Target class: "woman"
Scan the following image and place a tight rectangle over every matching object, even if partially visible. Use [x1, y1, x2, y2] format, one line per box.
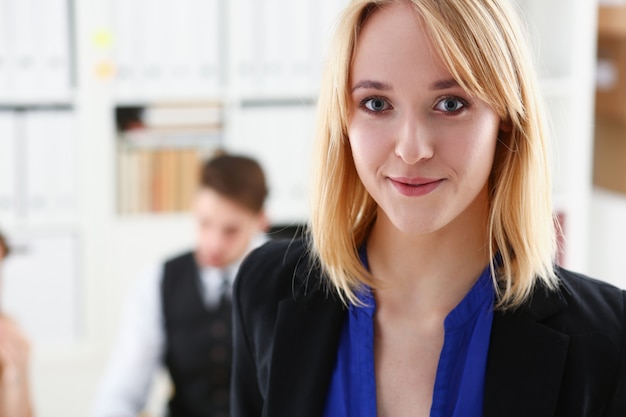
[0, 231, 34, 417]
[0, 315, 33, 417]
[231, 1, 626, 416]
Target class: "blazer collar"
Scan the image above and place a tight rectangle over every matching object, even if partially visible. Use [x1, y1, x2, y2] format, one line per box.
[265, 260, 346, 417]
[484, 277, 570, 417]
[265, 263, 573, 417]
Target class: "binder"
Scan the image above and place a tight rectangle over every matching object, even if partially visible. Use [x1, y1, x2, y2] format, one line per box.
[0, 0, 12, 95]
[23, 110, 77, 223]
[139, 0, 164, 92]
[226, 104, 316, 223]
[0, 112, 17, 224]
[113, 0, 140, 93]
[191, 0, 221, 90]
[1, 0, 70, 97]
[2, 232, 80, 346]
[260, 0, 286, 87]
[165, 0, 196, 93]
[286, 0, 315, 89]
[178, 149, 198, 212]
[113, 0, 224, 97]
[228, 0, 349, 93]
[319, 0, 350, 59]
[23, 110, 52, 221]
[116, 146, 128, 214]
[232, 0, 263, 89]
[137, 148, 153, 213]
[113, 0, 150, 96]
[10, 0, 39, 95]
[161, 149, 178, 212]
[142, 103, 222, 129]
[127, 149, 142, 214]
[39, 0, 71, 94]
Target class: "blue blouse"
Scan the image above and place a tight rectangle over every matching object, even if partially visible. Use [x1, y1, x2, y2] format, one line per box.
[322, 258, 495, 417]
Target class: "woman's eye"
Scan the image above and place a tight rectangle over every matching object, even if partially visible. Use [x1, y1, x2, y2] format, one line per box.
[363, 97, 390, 112]
[436, 97, 465, 112]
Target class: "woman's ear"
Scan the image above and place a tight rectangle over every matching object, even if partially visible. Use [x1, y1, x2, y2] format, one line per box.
[499, 119, 512, 133]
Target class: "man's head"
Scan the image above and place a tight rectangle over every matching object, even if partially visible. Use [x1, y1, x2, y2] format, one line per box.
[194, 153, 269, 268]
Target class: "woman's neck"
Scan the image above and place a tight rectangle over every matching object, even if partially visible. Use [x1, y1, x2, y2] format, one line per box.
[366, 210, 491, 319]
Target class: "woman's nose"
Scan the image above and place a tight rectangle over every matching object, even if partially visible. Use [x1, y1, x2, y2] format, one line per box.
[394, 115, 434, 164]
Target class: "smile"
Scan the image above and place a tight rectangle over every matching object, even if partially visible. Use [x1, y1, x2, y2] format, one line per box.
[388, 177, 443, 197]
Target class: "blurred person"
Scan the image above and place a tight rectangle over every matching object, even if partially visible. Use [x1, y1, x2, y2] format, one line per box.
[0, 230, 34, 417]
[92, 153, 269, 417]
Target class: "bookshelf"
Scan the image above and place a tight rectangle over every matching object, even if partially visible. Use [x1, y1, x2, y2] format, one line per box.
[0, 0, 599, 416]
[114, 104, 222, 214]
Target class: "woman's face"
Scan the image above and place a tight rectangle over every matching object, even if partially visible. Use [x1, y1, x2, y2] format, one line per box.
[348, 2, 502, 236]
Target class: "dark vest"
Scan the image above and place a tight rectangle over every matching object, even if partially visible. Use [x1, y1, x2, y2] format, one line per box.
[161, 251, 232, 417]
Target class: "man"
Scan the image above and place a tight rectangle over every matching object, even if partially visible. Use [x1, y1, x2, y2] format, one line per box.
[92, 153, 269, 417]
[0, 230, 34, 417]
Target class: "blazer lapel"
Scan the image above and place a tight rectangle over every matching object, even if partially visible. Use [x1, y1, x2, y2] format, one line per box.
[484, 284, 570, 417]
[265, 286, 346, 417]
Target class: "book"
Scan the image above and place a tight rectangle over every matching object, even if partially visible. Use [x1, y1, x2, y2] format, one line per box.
[0, 112, 17, 224]
[142, 103, 222, 129]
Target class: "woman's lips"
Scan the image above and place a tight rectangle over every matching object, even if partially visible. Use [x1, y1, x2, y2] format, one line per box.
[388, 177, 443, 197]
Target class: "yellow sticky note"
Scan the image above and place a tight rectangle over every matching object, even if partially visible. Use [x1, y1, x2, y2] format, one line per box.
[95, 60, 115, 79]
[93, 29, 113, 49]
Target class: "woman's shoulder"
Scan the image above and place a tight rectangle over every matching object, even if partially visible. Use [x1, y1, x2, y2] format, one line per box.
[556, 267, 625, 312]
[239, 237, 311, 281]
[548, 267, 625, 339]
[235, 237, 322, 302]
[242, 236, 309, 266]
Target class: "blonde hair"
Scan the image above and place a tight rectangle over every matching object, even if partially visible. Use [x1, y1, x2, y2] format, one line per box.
[309, 0, 558, 310]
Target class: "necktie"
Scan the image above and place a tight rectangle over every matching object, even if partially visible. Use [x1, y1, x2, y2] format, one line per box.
[219, 271, 230, 305]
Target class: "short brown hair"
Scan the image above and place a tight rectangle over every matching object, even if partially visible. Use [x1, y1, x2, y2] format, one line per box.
[200, 153, 268, 214]
[0, 230, 10, 259]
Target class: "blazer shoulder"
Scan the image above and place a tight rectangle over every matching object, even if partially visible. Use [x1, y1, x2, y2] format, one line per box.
[235, 237, 322, 304]
[556, 267, 625, 315]
[240, 237, 309, 272]
[550, 267, 626, 345]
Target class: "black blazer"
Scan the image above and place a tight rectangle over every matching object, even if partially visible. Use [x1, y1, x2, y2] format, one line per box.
[231, 238, 626, 417]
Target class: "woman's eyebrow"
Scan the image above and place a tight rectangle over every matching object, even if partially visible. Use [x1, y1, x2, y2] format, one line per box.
[351, 78, 459, 92]
[351, 79, 392, 92]
[430, 78, 459, 90]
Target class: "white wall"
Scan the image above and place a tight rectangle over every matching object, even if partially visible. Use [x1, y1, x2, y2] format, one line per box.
[589, 187, 626, 289]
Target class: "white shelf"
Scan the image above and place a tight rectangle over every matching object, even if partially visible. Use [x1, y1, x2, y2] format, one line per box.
[113, 211, 194, 226]
[113, 90, 226, 106]
[0, 91, 77, 107]
[0, 220, 82, 235]
[226, 90, 319, 105]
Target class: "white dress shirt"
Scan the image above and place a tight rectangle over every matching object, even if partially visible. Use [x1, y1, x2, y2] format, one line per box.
[90, 235, 267, 417]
